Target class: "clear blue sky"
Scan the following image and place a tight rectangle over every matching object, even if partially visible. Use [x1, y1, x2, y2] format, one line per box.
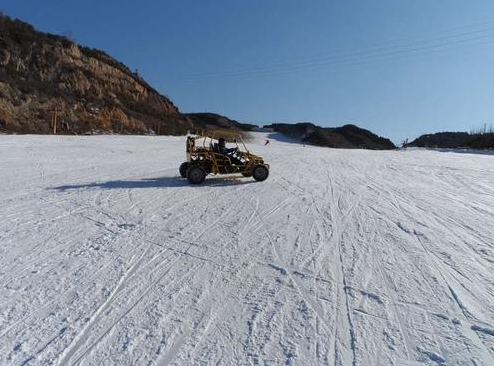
[2, 0, 494, 144]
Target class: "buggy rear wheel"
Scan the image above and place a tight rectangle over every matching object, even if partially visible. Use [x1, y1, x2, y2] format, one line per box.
[252, 164, 269, 181]
[187, 165, 206, 184]
[179, 162, 189, 178]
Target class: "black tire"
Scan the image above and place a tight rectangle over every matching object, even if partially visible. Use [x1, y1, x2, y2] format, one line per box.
[187, 165, 206, 184]
[179, 162, 189, 178]
[252, 164, 269, 181]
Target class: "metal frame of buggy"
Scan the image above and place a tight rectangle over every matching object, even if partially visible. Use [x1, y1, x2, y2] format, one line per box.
[179, 133, 270, 184]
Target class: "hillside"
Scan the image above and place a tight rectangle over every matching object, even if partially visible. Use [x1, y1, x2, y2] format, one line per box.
[407, 131, 494, 149]
[185, 112, 257, 131]
[266, 122, 397, 149]
[1, 133, 493, 365]
[0, 13, 195, 135]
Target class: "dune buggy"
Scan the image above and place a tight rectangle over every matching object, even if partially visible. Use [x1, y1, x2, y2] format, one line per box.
[179, 134, 270, 184]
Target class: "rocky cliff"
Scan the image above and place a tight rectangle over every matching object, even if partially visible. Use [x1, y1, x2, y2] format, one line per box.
[0, 13, 193, 134]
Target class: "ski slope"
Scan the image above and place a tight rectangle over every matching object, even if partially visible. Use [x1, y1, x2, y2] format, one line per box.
[1, 133, 494, 366]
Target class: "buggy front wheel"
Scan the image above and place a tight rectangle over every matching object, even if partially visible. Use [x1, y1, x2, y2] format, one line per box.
[252, 164, 269, 181]
[187, 165, 206, 184]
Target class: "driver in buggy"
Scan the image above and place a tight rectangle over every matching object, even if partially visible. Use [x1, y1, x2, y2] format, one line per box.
[217, 137, 238, 155]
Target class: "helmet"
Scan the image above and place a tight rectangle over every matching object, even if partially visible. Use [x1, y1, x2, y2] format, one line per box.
[218, 138, 226, 144]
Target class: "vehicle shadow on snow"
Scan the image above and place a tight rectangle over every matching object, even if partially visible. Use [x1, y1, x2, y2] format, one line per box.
[52, 176, 257, 191]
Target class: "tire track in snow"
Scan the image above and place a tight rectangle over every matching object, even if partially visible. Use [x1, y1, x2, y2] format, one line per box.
[270, 163, 360, 364]
[413, 233, 494, 365]
[61, 182, 258, 365]
[374, 176, 494, 365]
[373, 233, 413, 360]
[57, 240, 201, 366]
[69, 259, 204, 366]
[316, 159, 381, 365]
[327, 177, 359, 366]
[154, 196, 263, 365]
[0, 217, 140, 340]
[253, 198, 338, 365]
[57, 242, 157, 365]
[368, 178, 435, 362]
[39, 181, 198, 363]
[2, 177, 198, 339]
[178, 187, 305, 363]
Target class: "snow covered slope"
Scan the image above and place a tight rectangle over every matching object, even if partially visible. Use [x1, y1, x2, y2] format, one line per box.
[1, 133, 494, 366]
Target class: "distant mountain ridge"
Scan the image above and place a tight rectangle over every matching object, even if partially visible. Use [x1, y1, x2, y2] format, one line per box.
[265, 123, 396, 150]
[406, 131, 494, 149]
[185, 113, 257, 132]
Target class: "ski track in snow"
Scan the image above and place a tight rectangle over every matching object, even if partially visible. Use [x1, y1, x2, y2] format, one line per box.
[1, 133, 494, 366]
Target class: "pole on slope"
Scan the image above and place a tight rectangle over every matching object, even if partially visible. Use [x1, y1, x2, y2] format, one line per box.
[52, 107, 58, 134]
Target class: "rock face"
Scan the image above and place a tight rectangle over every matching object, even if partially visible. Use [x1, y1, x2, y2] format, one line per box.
[0, 14, 193, 134]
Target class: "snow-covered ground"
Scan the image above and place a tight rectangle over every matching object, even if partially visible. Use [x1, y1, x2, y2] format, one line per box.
[1, 132, 494, 366]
